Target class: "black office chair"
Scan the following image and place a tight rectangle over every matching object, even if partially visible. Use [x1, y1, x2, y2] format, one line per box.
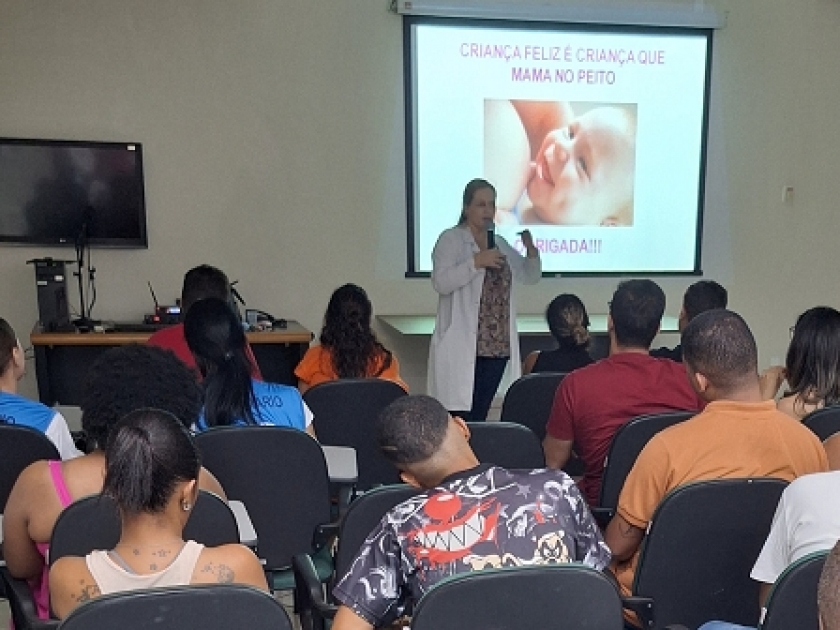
[194, 426, 333, 592]
[499, 372, 566, 442]
[467, 421, 545, 469]
[803, 406, 840, 442]
[294, 484, 421, 630]
[592, 410, 694, 526]
[304, 379, 407, 490]
[0, 424, 60, 602]
[410, 564, 624, 630]
[49, 491, 239, 564]
[759, 550, 827, 630]
[56, 584, 292, 630]
[624, 477, 788, 629]
[0, 424, 60, 510]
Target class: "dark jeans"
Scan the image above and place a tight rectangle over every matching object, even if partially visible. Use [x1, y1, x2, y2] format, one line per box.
[452, 356, 508, 422]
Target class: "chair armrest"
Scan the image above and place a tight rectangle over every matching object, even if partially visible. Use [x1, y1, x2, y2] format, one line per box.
[622, 595, 654, 629]
[591, 506, 615, 529]
[313, 522, 340, 550]
[293, 553, 337, 630]
[0, 567, 60, 630]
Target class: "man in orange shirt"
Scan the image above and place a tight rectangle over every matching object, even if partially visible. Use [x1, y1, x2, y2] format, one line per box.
[605, 309, 828, 614]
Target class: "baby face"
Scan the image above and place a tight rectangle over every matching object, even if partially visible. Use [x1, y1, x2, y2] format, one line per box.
[527, 107, 636, 226]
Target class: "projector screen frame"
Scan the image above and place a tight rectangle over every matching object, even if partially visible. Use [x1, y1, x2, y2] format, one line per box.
[403, 15, 714, 278]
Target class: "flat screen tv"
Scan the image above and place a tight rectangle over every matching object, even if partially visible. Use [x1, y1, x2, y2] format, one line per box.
[0, 138, 147, 247]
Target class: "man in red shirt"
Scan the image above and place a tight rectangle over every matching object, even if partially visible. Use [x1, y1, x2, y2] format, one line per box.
[147, 265, 262, 379]
[543, 279, 703, 506]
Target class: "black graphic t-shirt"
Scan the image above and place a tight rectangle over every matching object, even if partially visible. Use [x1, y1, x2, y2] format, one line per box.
[332, 465, 611, 626]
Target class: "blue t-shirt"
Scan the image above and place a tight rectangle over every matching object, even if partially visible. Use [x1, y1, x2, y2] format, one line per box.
[195, 379, 307, 432]
[0, 391, 57, 432]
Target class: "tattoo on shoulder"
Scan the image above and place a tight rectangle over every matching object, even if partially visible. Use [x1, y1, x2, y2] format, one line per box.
[199, 562, 236, 584]
[74, 579, 101, 604]
[620, 522, 639, 537]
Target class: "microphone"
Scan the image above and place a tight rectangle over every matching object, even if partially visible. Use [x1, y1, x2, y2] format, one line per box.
[485, 220, 495, 249]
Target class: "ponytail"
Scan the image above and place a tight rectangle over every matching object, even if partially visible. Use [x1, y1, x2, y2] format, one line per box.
[102, 408, 200, 515]
[185, 297, 259, 427]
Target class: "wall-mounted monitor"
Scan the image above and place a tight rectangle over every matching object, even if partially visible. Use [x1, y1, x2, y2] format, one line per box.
[0, 138, 147, 247]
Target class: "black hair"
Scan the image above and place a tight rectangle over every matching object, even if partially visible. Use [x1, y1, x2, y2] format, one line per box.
[0, 318, 17, 376]
[683, 280, 728, 322]
[682, 309, 757, 389]
[319, 284, 393, 379]
[180, 265, 230, 316]
[102, 408, 200, 515]
[376, 395, 450, 465]
[457, 178, 496, 225]
[785, 306, 840, 407]
[609, 280, 665, 349]
[546, 294, 590, 349]
[81, 345, 202, 451]
[184, 297, 258, 427]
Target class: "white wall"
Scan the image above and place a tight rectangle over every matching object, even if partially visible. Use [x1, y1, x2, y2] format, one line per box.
[1, 0, 838, 398]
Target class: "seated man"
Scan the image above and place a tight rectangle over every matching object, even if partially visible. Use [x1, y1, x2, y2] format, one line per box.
[650, 279, 728, 362]
[147, 264, 261, 378]
[543, 279, 704, 506]
[605, 309, 828, 623]
[332, 395, 610, 630]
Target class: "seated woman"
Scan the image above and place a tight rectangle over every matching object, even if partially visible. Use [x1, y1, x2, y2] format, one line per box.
[185, 297, 315, 434]
[760, 306, 840, 420]
[49, 408, 267, 618]
[2, 345, 225, 621]
[523, 294, 594, 375]
[295, 284, 408, 394]
[0, 317, 79, 459]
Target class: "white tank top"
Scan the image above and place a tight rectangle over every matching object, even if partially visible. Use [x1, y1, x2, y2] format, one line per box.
[85, 540, 205, 594]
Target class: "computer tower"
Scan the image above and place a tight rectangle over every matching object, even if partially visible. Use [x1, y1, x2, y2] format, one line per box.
[31, 259, 71, 332]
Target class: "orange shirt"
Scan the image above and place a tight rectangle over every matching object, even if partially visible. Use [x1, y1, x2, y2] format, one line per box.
[294, 344, 408, 392]
[613, 399, 828, 598]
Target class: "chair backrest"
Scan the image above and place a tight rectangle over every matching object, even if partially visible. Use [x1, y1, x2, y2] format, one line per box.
[0, 424, 60, 510]
[194, 426, 331, 570]
[803, 406, 840, 442]
[50, 491, 239, 565]
[499, 372, 566, 441]
[467, 422, 545, 469]
[304, 379, 407, 490]
[334, 485, 421, 579]
[56, 584, 292, 630]
[598, 411, 695, 509]
[410, 564, 624, 630]
[633, 478, 788, 629]
[759, 551, 828, 630]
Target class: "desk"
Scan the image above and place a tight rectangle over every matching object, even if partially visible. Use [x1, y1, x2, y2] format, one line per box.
[322, 445, 358, 484]
[31, 323, 313, 406]
[379, 314, 680, 360]
[228, 500, 258, 548]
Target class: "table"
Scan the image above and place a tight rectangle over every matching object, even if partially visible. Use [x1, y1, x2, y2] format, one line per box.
[322, 445, 358, 484]
[228, 500, 257, 548]
[379, 314, 680, 360]
[30, 322, 314, 405]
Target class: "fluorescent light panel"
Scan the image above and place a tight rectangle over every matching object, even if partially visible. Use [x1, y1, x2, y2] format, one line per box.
[395, 0, 724, 29]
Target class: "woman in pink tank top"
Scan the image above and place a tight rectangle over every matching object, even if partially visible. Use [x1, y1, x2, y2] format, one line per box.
[2, 345, 227, 621]
[49, 409, 267, 619]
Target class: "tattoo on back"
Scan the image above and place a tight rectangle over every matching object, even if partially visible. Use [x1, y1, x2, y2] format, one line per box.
[75, 579, 101, 604]
[199, 562, 236, 584]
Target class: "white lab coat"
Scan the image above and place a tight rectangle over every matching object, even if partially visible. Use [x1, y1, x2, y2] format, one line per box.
[428, 226, 541, 411]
